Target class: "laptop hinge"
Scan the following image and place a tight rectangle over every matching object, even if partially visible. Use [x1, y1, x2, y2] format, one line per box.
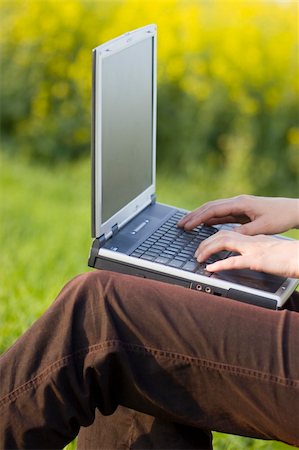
[151, 193, 156, 204]
[112, 223, 119, 236]
[88, 233, 106, 267]
[99, 233, 106, 246]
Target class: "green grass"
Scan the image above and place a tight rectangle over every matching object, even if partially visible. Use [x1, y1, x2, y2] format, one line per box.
[0, 154, 297, 450]
[0, 155, 92, 351]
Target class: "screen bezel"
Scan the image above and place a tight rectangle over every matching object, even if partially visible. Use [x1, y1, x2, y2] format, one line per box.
[91, 25, 157, 239]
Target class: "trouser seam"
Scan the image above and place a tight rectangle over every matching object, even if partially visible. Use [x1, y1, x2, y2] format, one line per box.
[1, 339, 297, 409]
[119, 342, 299, 388]
[127, 410, 138, 449]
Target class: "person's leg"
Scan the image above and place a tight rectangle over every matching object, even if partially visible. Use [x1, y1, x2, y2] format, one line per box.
[283, 291, 299, 312]
[77, 406, 213, 449]
[77, 289, 299, 450]
[1, 271, 299, 449]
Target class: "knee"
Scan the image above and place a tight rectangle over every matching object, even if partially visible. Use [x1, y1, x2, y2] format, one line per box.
[71, 270, 116, 294]
[63, 270, 119, 312]
[72, 270, 109, 287]
[53, 271, 120, 344]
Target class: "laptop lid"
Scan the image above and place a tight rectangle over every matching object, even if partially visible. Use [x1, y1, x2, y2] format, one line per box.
[91, 24, 157, 239]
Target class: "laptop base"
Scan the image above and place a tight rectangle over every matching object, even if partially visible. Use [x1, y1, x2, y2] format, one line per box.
[89, 244, 279, 310]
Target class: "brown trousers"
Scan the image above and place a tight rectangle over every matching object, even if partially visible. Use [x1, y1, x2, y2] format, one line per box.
[0, 271, 299, 449]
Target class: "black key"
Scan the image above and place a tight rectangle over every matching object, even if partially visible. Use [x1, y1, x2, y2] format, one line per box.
[162, 250, 177, 256]
[131, 248, 143, 254]
[206, 251, 230, 264]
[201, 227, 218, 236]
[141, 254, 156, 261]
[206, 256, 218, 264]
[191, 235, 203, 241]
[143, 250, 161, 257]
[151, 244, 167, 252]
[174, 255, 189, 262]
[159, 236, 174, 242]
[187, 230, 199, 235]
[166, 230, 180, 239]
[168, 259, 184, 268]
[145, 238, 157, 244]
[155, 256, 170, 264]
[176, 236, 192, 243]
[178, 254, 193, 261]
[130, 252, 142, 258]
[169, 228, 179, 233]
[182, 261, 198, 272]
[169, 243, 183, 250]
[198, 232, 212, 240]
[158, 238, 173, 245]
[138, 244, 150, 251]
[179, 249, 194, 256]
[159, 253, 174, 260]
[151, 233, 162, 240]
[195, 266, 212, 276]
[151, 240, 166, 247]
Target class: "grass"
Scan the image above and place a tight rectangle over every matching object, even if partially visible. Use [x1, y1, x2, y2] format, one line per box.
[0, 153, 297, 450]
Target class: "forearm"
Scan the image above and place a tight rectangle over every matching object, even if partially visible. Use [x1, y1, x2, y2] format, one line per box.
[282, 198, 299, 230]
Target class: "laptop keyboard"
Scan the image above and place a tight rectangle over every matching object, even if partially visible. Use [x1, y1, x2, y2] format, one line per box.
[130, 211, 230, 276]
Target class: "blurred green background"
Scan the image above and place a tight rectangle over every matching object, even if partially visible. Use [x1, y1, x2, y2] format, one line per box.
[0, 0, 298, 449]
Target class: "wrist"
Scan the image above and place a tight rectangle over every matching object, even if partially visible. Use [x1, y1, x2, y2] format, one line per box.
[289, 241, 299, 278]
[290, 198, 299, 229]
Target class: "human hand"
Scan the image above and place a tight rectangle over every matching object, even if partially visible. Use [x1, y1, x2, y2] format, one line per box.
[178, 195, 299, 235]
[195, 231, 299, 278]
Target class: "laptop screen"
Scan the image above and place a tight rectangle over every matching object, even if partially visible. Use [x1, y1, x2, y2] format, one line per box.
[101, 38, 154, 223]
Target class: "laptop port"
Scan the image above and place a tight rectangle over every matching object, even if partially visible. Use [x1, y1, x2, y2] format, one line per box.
[196, 284, 203, 291]
[213, 291, 222, 296]
[205, 286, 212, 294]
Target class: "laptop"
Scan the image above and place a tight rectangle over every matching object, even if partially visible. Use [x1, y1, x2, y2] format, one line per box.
[88, 24, 298, 310]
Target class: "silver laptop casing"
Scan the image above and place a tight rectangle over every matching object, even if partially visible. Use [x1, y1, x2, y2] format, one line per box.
[92, 25, 157, 240]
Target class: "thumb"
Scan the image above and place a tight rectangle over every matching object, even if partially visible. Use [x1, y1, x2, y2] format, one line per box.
[234, 218, 265, 235]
